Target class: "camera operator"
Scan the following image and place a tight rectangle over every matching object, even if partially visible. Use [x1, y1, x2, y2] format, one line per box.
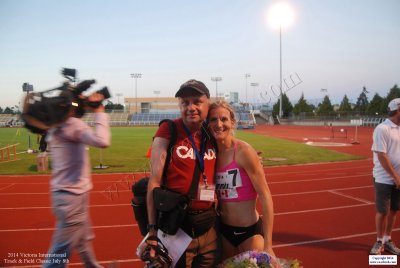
[43, 92, 110, 268]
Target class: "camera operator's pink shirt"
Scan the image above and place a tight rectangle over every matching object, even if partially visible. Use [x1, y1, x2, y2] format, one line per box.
[47, 113, 110, 194]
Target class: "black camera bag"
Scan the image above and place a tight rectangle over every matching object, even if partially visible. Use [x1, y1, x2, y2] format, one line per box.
[132, 176, 151, 236]
[153, 187, 189, 235]
[182, 208, 217, 238]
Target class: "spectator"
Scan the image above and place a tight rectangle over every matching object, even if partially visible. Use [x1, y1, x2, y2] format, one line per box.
[39, 132, 48, 152]
[370, 98, 400, 255]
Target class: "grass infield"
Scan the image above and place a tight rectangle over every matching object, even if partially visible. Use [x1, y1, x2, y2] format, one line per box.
[0, 126, 362, 175]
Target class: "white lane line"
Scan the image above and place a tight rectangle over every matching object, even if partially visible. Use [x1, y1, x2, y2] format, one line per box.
[275, 203, 373, 216]
[273, 228, 400, 248]
[0, 224, 138, 232]
[0, 203, 130, 210]
[329, 190, 373, 204]
[273, 185, 372, 197]
[266, 160, 371, 173]
[14, 228, 391, 267]
[0, 180, 135, 185]
[0, 204, 374, 232]
[0, 172, 141, 178]
[269, 173, 370, 185]
[0, 183, 15, 191]
[0, 185, 373, 210]
[0, 173, 371, 196]
[0, 163, 371, 186]
[0, 190, 132, 195]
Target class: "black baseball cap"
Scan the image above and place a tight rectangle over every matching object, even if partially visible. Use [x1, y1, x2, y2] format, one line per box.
[175, 79, 210, 98]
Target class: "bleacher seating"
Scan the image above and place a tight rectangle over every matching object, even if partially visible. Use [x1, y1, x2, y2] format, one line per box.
[0, 114, 23, 127]
[73, 113, 386, 129]
[129, 111, 255, 128]
[129, 113, 180, 126]
[361, 117, 385, 127]
[0, 114, 12, 127]
[0, 111, 256, 128]
[109, 113, 129, 126]
[235, 111, 256, 129]
[81, 112, 130, 126]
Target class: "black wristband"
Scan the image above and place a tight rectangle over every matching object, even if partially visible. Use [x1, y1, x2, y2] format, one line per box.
[146, 235, 158, 242]
[147, 223, 157, 232]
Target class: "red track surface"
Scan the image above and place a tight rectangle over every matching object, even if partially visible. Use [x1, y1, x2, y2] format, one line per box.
[1, 125, 398, 267]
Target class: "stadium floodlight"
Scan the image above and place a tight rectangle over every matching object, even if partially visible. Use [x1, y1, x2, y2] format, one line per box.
[211, 77, 222, 99]
[116, 93, 123, 105]
[267, 2, 295, 30]
[250, 83, 259, 106]
[266, 1, 295, 117]
[153, 90, 160, 113]
[22, 82, 34, 153]
[130, 73, 142, 114]
[245, 73, 251, 107]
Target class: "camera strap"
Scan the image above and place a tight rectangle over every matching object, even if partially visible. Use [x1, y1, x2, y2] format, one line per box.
[159, 119, 177, 186]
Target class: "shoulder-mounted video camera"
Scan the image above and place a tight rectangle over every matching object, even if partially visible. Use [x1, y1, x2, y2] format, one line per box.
[21, 68, 111, 134]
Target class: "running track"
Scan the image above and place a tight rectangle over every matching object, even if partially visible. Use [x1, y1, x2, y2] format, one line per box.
[1, 125, 397, 267]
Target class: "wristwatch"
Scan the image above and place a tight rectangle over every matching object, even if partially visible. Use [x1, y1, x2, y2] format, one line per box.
[147, 223, 157, 232]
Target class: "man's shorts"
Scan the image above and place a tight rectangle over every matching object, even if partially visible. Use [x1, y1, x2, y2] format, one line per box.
[374, 179, 400, 214]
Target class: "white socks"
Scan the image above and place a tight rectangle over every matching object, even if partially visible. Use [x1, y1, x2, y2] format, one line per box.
[383, 236, 391, 243]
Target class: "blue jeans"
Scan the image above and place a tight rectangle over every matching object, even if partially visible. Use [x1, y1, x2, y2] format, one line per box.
[43, 191, 102, 268]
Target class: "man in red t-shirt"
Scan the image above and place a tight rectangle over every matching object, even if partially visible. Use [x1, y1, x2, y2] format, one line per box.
[146, 79, 219, 267]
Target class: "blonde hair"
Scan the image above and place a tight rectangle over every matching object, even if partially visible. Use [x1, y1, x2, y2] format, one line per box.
[208, 100, 237, 127]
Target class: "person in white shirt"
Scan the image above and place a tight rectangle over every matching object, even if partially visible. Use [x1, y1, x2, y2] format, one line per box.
[370, 98, 400, 255]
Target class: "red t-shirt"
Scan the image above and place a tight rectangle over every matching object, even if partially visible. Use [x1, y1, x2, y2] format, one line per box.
[155, 118, 217, 210]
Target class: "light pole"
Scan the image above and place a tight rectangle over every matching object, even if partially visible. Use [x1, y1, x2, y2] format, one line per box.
[22, 82, 34, 153]
[250, 82, 259, 110]
[245, 73, 251, 109]
[130, 73, 142, 114]
[279, 25, 283, 117]
[267, 1, 295, 118]
[211, 77, 222, 99]
[116, 93, 122, 105]
[153, 90, 160, 113]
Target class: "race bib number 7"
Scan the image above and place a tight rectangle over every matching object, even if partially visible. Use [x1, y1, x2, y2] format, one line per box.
[216, 168, 242, 199]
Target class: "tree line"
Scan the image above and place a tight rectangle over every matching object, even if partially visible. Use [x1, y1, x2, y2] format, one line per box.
[0, 106, 20, 115]
[272, 84, 400, 118]
[1, 84, 399, 117]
